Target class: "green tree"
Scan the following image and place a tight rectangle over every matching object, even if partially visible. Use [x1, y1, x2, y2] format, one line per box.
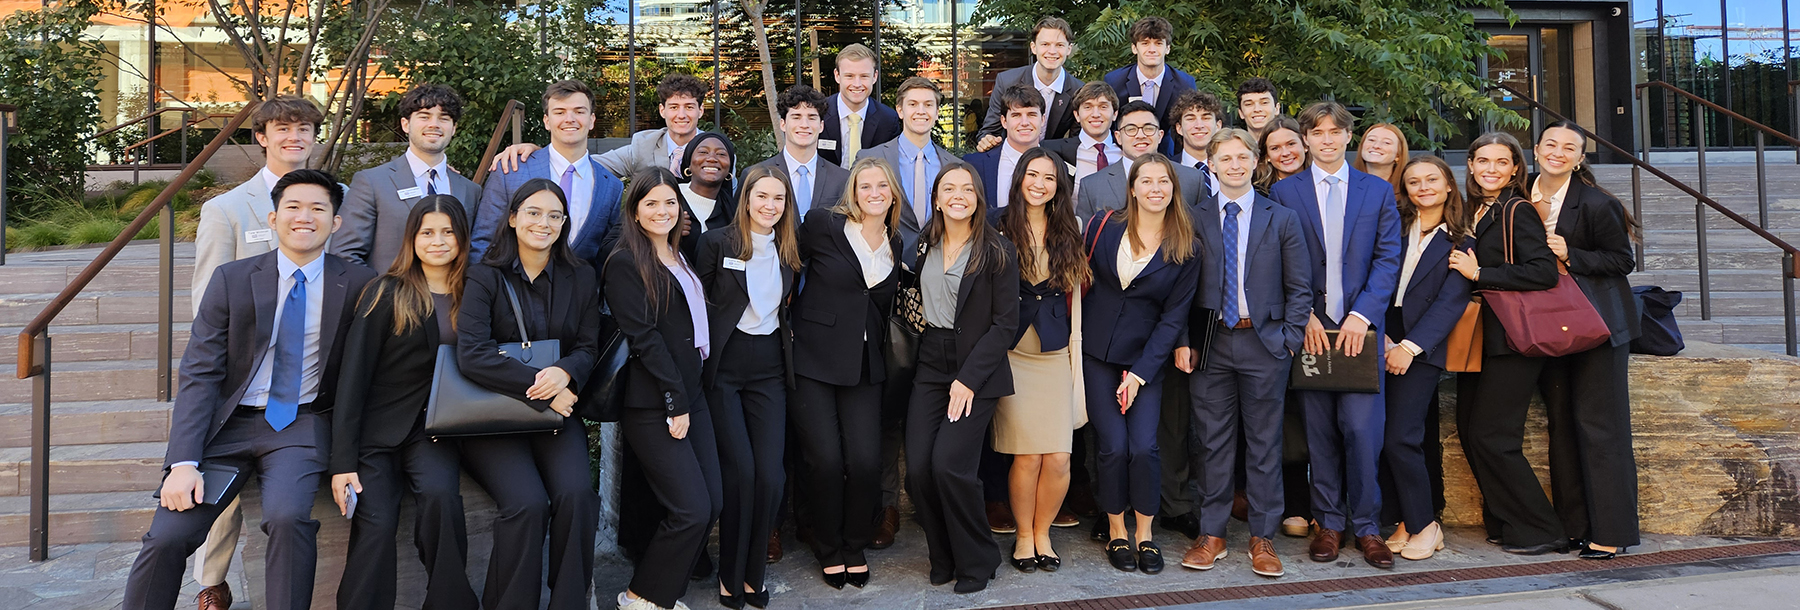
[972, 0, 1524, 147]
[0, 0, 106, 221]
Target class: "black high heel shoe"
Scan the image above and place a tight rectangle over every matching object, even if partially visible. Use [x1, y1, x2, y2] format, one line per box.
[745, 589, 770, 608]
[718, 591, 744, 609]
[822, 570, 847, 589]
[846, 568, 870, 588]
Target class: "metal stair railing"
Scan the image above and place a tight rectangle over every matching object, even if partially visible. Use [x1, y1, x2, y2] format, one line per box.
[1637, 81, 1800, 229]
[473, 99, 525, 188]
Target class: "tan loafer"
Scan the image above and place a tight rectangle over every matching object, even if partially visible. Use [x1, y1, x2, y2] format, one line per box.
[1400, 522, 1445, 560]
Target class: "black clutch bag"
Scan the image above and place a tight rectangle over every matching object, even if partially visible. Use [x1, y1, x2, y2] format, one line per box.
[1188, 307, 1221, 371]
[1288, 330, 1380, 393]
[575, 310, 629, 423]
[425, 280, 566, 438]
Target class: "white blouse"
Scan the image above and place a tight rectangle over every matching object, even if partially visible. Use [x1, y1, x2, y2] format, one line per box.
[736, 231, 782, 335]
[844, 219, 895, 288]
[1116, 236, 1157, 289]
[1395, 220, 1445, 307]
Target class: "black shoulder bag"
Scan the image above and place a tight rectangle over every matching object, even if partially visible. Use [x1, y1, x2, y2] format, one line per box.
[424, 279, 566, 438]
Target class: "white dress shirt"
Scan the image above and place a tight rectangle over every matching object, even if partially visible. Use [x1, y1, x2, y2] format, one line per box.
[1034, 66, 1067, 116]
[836, 96, 870, 165]
[242, 251, 326, 407]
[1116, 236, 1156, 289]
[996, 142, 1027, 207]
[258, 167, 281, 198]
[783, 148, 821, 213]
[1220, 189, 1255, 320]
[404, 149, 451, 196]
[548, 150, 595, 242]
[1075, 132, 1121, 191]
[1530, 175, 1571, 234]
[736, 231, 783, 335]
[1136, 65, 1167, 104]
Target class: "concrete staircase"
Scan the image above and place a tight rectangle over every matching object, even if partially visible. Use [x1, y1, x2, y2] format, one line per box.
[0, 243, 192, 546]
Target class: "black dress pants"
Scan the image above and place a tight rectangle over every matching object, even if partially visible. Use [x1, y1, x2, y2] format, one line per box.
[460, 417, 598, 610]
[1379, 360, 1443, 535]
[621, 400, 723, 608]
[1455, 371, 1500, 538]
[1465, 353, 1565, 546]
[905, 328, 1001, 583]
[337, 423, 476, 610]
[1541, 341, 1639, 547]
[791, 361, 883, 567]
[711, 332, 788, 592]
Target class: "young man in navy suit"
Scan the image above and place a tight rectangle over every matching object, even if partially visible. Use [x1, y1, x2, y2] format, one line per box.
[1269, 101, 1403, 569]
[125, 170, 379, 610]
[471, 79, 626, 265]
[1102, 16, 1196, 157]
[962, 84, 1044, 209]
[1172, 129, 1310, 577]
[818, 43, 901, 167]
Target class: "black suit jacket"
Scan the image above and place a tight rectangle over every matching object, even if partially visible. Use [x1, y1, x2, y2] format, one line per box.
[818, 94, 902, 167]
[167, 252, 377, 468]
[914, 235, 1022, 398]
[1470, 197, 1560, 356]
[1528, 174, 1641, 347]
[330, 279, 443, 474]
[694, 227, 797, 387]
[456, 262, 603, 411]
[603, 248, 707, 416]
[792, 207, 902, 387]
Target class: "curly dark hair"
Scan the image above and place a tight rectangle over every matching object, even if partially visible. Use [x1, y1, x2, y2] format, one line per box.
[398, 84, 464, 123]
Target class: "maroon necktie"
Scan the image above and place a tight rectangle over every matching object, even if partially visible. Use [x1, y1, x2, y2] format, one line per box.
[1094, 143, 1109, 171]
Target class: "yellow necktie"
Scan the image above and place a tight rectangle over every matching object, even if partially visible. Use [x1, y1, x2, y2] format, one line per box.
[844, 113, 862, 165]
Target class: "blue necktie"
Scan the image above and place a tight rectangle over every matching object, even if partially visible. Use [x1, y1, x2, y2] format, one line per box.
[1223, 201, 1242, 323]
[1322, 175, 1346, 322]
[795, 166, 813, 213]
[426, 168, 439, 196]
[266, 268, 306, 431]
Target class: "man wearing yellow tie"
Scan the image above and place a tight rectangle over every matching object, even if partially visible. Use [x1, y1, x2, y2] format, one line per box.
[818, 43, 901, 168]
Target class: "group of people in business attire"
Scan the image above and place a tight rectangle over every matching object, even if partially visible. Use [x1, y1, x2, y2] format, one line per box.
[126, 12, 1642, 610]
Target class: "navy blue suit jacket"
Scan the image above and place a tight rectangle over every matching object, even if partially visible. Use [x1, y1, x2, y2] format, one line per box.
[471, 148, 626, 266]
[1081, 214, 1202, 380]
[1387, 230, 1472, 369]
[818, 94, 902, 167]
[962, 145, 1007, 208]
[1269, 166, 1403, 352]
[1190, 193, 1313, 359]
[1102, 64, 1198, 157]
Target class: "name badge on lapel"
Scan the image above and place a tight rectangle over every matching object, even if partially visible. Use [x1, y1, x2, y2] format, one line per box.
[723, 258, 748, 271]
[244, 229, 273, 243]
[1066, 162, 1078, 175]
[818, 139, 838, 151]
[396, 186, 425, 200]
[1128, 96, 1145, 103]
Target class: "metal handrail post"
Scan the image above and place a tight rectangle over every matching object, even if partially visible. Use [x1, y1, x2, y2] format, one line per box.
[1755, 131, 1767, 228]
[1695, 104, 1710, 320]
[157, 205, 172, 401]
[1785, 252, 1797, 357]
[1695, 100, 1707, 197]
[28, 336, 49, 561]
[0, 106, 10, 266]
[1635, 91, 1648, 272]
[180, 111, 189, 164]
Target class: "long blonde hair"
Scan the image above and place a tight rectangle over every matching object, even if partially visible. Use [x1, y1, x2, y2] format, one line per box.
[1121, 153, 1196, 264]
[831, 157, 904, 236]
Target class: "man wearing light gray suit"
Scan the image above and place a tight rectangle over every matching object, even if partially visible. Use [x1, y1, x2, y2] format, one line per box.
[594, 74, 709, 177]
[855, 77, 960, 269]
[332, 84, 479, 272]
[1073, 100, 1208, 222]
[185, 94, 324, 610]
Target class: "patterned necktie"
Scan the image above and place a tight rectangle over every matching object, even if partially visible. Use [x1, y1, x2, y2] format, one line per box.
[913, 149, 930, 226]
[266, 268, 306, 431]
[844, 113, 863, 164]
[1323, 175, 1347, 323]
[425, 168, 439, 196]
[1197, 161, 1213, 194]
[1223, 201, 1242, 323]
[1094, 142, 1109, 171]
[795, 166, 813, 213]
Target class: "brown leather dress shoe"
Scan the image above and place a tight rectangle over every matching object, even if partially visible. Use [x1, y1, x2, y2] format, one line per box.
[1309, 528, 1343, 562]
[766, 528, 783, 564]
[1051, 506, 1080, 528]
[1180, 535, 1228, 570]
[870, 506, 899, 549]
[1231, 490, 1250, 522]
[986, 501, 1017, 534]
[1248, 537, 1284, 577]
[1066, 482, 1100, 517]
[197, 582, 232, 610]
[1357, 534, 1395, 568]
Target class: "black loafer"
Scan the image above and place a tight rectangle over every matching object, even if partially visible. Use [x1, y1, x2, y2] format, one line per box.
[1035, 554, 1061, 572]
[1010, 555, 1037, 573]
[1137, 541, 1164, 574]
[953, 575, 989, 594]
[1106, 539, 1137, 571]
[1502, 542, 1567, 556]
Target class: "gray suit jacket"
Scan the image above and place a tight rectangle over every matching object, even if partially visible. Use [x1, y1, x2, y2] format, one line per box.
[192, 175, 276, 315]
[332, 155, 479, 272]
[1189, 193, 1312, 358]
[1073, 160, 1208, 223]
[855, 138, 961, 267]
[978, 63, 1082, 143]
[596, 128, 676, 178]
[748, 152, 850, 216]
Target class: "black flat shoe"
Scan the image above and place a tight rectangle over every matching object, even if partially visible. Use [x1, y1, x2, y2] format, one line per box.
[1091, 518, 1109, 542]
[845, 569, 869, 588]
[745, 589, 769, 609]
[1010, 555, 1037, 573]
[953, 575, 990, 594]
[1502, 542, 1568, 556]
[821, 570, 847, 589]
[1486, 534, 1504, 546]
[1035, 554, 1061, 572]
[718, 592, 744, 609]
[1578, 544, 1619, 560]
[1106, 539, 1138, 571]
[1137, 541, 1164, 574]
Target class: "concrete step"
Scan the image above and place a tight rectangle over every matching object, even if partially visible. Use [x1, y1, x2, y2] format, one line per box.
[0, 359, 170, 403]
[0, 261, 195, 297]
[0, 491, 155, 546]
[0, 399, 172, 448]
[0, 290, 192, 327]
[0, 323, 190, 365]
[0, 441, 167, 497]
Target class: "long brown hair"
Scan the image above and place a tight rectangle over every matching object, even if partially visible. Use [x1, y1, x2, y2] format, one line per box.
[1538, 120, 1641, 242]
[1396, 156, 1470, 247]
[1352, 123, 1410, 185]
[999, 148, 1088, 293]
[607, 168, 690, 313]
[362, 195, 469, 334]
[1253, 115, 1306, 192]
[1464, 131, 1528, 209]
[1121, 153, 1196, 264]
[731, 166, 802, 270]
[920, 161, 1011, 276]
[831, 157, 904, 236]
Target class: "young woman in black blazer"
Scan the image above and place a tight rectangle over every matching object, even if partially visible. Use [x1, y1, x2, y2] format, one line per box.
[1529, 122, 1642, 559]
[1080, 153, 1202, 574]
[1377, 157, 1472, 562]
[1446, 133, 1563, 555]
[789, 157, 903, 588]
[606, 169, 724, 610]
[457, 179, 603, 609]
[330, 195, 478, 610]
[906, 160, 1020, 594]
[680, 131, 738, 232]
[694, 166, 799, 608]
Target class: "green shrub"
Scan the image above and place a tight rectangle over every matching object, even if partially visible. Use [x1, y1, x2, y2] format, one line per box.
[69, 218, 125, 245]
[134, 219, 158, 240]
[15, 223, 68, 249]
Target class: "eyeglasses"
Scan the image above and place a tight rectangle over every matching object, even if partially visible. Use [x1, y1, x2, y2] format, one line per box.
[1118, 124, 1160, 137]
[519, 208, 566, 224]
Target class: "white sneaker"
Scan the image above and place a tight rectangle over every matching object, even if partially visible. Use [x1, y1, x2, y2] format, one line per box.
[616, 592, 690, 610]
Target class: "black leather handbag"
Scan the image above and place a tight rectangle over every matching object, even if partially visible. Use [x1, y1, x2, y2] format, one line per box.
[424, 280, 565, 438]
[575, 309, 630, 423]
[883, 240, 928, 382]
